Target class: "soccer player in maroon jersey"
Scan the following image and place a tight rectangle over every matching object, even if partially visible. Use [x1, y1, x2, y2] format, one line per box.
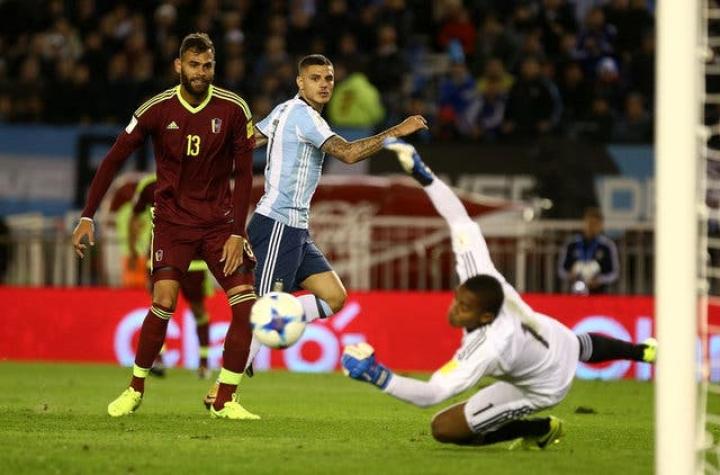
[128, 174, 214, 380]
[72, 33, 259, 420]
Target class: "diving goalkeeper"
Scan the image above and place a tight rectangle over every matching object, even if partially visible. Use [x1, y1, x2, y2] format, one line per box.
[341, 139, 656, 449]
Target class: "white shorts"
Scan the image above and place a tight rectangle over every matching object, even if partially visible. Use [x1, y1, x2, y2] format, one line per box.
[463, 381, 561, 434]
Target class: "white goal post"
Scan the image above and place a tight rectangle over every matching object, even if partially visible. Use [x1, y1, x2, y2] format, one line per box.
[655, 0, 701, 473]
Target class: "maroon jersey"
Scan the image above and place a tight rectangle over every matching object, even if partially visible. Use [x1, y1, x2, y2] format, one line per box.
[132, 177, 156, 215]
[82, 85, 255, 235]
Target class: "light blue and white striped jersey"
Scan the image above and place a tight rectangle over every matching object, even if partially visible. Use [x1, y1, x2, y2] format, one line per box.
[254, 96, 336, 228]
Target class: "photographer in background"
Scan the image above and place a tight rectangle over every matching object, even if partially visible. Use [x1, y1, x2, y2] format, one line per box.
[558, 207, 619, 294]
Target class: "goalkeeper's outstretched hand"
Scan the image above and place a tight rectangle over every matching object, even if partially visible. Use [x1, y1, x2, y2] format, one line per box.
[341, 343, 393, 389]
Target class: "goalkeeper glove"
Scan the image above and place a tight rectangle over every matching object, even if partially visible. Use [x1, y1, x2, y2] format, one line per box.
[341, 343, 393, 389]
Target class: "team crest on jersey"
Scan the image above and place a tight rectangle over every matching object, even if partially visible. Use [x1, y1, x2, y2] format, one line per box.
[211, 118, 222, 133]
[155, 250, 163, 262]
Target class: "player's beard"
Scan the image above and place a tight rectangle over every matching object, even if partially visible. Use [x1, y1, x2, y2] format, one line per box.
[180, 70, 211, 100]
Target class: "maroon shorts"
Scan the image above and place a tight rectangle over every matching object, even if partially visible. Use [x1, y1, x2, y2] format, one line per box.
[145, 268, 207, 302]
[150, 218, 254, 291]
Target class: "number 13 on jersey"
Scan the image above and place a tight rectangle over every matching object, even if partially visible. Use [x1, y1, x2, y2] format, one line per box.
[186, 134, 201, 157]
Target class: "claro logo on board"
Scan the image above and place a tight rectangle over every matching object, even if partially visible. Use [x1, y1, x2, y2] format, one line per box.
[114, 302, 366, 373]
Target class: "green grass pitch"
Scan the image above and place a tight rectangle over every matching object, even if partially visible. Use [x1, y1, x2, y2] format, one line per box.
[0, 362, 664, 474]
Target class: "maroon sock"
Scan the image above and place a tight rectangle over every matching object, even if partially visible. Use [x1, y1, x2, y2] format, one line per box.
[214, 383, 236, 409]
[197, 321, 209, 367]
[213, 294, 254, 409]
[130, 304, 173, 393]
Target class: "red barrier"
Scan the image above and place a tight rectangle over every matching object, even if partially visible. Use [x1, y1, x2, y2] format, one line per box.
[2, 287, 718, 380]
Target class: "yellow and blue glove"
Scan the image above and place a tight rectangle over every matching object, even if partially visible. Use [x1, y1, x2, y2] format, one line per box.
[341, 343, 393, 389]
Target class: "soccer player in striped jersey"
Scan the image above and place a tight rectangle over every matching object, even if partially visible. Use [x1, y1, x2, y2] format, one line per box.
[128, 174, 214, 380]
[72, 33, 259, 420]
[341, 139, 657, 448]
[243, 54, 426, 369]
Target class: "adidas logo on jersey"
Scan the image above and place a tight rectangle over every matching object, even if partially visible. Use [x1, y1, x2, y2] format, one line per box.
[166, 121, 179, 130]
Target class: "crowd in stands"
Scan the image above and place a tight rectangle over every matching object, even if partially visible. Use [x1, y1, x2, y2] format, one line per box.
[0, 0, 655, 143]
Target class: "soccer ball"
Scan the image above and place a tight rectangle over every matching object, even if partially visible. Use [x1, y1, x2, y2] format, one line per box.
[250, 292, 306, 349]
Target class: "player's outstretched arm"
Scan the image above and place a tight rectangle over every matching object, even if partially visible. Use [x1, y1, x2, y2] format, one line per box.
[342, 344, 463, 408]
[72, 114, 147, 258]
[322, 115, 428, 164]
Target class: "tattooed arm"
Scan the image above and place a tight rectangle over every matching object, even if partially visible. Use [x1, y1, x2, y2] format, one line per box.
[322, 115, 427, 164]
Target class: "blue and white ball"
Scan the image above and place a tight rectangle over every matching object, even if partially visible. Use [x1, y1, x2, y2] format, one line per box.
[250, 292, 306, 349]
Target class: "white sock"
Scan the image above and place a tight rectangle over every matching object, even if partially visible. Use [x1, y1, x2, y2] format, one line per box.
[298, 294, 334, 323]
[245, 336, 263, 370]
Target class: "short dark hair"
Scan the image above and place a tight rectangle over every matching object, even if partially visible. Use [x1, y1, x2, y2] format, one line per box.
[583, 207, 603, 221]
[297, 54, 333, 74]
[463, 274, 504, 317]
[180, 33, 215, 57]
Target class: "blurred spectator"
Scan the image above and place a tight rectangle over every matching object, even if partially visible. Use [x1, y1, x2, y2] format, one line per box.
[519, 28, 546, 60]
[221, 57, 249, 94]
[152, 3, 179, 47]
[593, 56, 623, 110]
[437, 58, 478, 139]
[251, 94, 273, 123]
[623, 0, 655, 57]
[502, 56, 562, 139]
[628, 31, 655, 105]
[0, 0, 655, 143]
[10, 56, 45, 122]
[477, 58, 514, 95]
[327, 63, 385, 130]
[558, 61, 592, 128]
[577, 96, 614, 142]
[602, 0, 634, 60]
[538, 0, 577, 57]
[287, 4, 316, 55]
[402, 93, 435, 143]
[577, 7, 616, 72]
[612, 92, 652, 143]
[335, 32, 367, 74]
[105, 52, 134, 122]
[558, 207, 619, 295]
[437, 4, 476, 56]
[354, 3, 380, 53]
[379, 0, 415, 48]
[252, 34, 289, 83]
[469, 75, 507, 141]
[473, 13, 520, 73]
[319, 0, 355, 54]
[508, 2, 540, 37]
[366, 24, 407, 123]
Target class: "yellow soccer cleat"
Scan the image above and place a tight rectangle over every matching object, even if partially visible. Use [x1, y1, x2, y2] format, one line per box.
[642, 338, 657, 364]
[509, 416, 564, 450]
[107, 387, 142, 417]
[209, 394, 261, 420]
[203, 381, 219, 410]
